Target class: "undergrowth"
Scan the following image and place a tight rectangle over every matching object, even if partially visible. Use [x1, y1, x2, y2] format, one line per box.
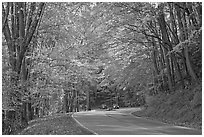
[133, 84, 202, 130]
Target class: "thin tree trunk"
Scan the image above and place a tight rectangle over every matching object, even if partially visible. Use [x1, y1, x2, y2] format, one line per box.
[21, 102, 28, 124]
[75, 90, 79, 112]
[67, 92, 71, 112]
[70, 91, 74, 112]
[31, 107, 34, 119]
[64, 90, 68, 113]
[86, 90, 90, 111]
[27, 97, 32, 120]
[35, 107, 39, 118]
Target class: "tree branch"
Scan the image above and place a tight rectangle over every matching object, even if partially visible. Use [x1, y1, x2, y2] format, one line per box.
[17, 3, 45, 74]
[25, 2, 36, 36]
[18, 2, 25, 38]
[2, 3, 10, 30]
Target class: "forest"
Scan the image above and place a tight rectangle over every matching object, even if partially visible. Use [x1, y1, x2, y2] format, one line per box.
[2, 2, 202, 134]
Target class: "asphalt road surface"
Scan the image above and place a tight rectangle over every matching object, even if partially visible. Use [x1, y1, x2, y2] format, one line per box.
[73, 108, 202, 135]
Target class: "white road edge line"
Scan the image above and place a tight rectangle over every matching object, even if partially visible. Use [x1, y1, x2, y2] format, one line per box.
[72, 113, 98, 135]
[173, 126, 199, 130]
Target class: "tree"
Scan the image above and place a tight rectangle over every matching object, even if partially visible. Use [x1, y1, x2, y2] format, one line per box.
[2, 2, 45, 133]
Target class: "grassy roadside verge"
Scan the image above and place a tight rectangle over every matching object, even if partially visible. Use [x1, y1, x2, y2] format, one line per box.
[18, 113, 94, 135]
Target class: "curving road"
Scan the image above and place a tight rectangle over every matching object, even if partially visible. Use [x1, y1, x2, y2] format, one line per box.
[73, 108, 202, 135]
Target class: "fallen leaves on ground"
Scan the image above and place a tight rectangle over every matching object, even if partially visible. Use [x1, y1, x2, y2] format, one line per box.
[19, 113, 94, 135]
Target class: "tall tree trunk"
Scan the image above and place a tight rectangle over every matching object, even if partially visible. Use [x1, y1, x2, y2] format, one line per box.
[175, 3, 199, 84]
[183, 3, 199, 84]
[157, 4, 174, 92]
[168, 3, 185, 89]
[151, 37, 160, 92]
[158, 41, 166, 91]
[175, 4, 189, 78]
[152, 37, 160, 76]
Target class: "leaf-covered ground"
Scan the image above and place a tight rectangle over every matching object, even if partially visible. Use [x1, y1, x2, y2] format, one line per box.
[18, 113, 94, 135]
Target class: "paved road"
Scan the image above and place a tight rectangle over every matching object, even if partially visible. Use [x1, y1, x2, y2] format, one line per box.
[73, 108, 202, 135]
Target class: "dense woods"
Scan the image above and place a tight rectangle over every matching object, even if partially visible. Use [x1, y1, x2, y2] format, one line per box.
[2, 2, 202, 134]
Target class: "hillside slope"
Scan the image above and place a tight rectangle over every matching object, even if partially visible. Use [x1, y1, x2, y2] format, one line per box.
[133, 84, 202, 130]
